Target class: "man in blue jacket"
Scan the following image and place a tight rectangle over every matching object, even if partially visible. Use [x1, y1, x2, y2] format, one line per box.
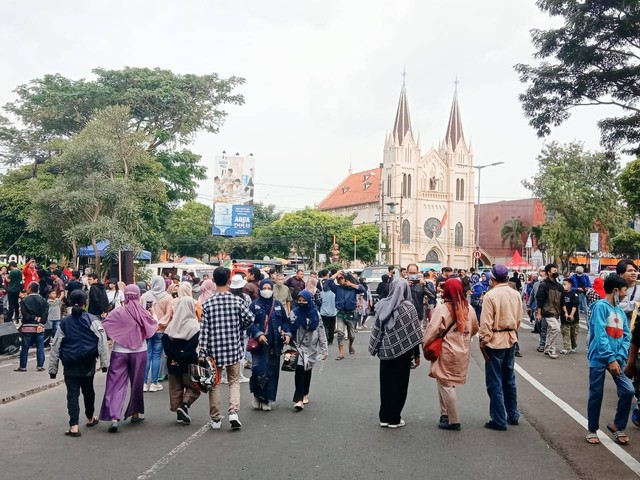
[570, 266, 591, 315]
[327, 270, 365, 360]
[586, 273, 634, 446]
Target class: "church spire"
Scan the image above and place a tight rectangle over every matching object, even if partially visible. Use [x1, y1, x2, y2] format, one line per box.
[445, 80, 464, 148]
[392, 70, 412, 145]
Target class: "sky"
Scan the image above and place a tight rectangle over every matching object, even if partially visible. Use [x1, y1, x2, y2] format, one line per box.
[1, 0, 624, 213]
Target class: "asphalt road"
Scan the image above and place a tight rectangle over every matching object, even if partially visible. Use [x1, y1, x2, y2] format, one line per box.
[1, 314, 639, 480]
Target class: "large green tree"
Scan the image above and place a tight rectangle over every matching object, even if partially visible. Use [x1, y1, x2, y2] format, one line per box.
[523, 142, 624, 271]
[501, 217, 525, 251]
[29, 106, 166, 268]
[515, 1, 640, 154]
[338, 224, 380, 263]
[166, 201, 213, 257]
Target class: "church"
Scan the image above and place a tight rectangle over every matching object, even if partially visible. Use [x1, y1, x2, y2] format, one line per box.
[318, 80, 476, 270]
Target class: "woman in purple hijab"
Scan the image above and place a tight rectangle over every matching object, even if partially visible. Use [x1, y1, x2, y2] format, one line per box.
[99, 284, 157, 432]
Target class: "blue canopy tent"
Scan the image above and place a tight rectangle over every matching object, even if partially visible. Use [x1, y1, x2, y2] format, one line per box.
[78, 240, 152, 261]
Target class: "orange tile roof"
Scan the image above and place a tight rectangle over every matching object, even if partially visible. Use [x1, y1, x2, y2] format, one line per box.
[317, 168, 381, 210]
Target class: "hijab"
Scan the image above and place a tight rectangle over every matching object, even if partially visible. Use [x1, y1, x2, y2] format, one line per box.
[199, 279, 216, 303]
[102, 284, 158, 349]
[374, 275, 413, 331]
[258, 279, 274, 307]
[164, 296, 200, 341]
[292, 290, 320, 331]
[305, 277, 318, 295]
[148, 276, 168, 301]
[593, 277, 605, 299]
[442, 278, 469, 333]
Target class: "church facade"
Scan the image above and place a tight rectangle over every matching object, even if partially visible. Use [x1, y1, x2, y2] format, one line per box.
[318, 81, 476, 270]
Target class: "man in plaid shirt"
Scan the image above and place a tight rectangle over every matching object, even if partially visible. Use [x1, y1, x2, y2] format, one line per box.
[199, 267, 254, 430]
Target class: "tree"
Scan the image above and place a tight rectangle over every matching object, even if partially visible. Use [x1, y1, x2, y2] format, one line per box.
[523, 142, 624, 271]
[515, 1, 640, 154]
[611, 228, 640, 256]
[253, 202, 281, 228]
[166, 201, 213, 257]
[338, 224, 380, 264]
[29, 106, 166, 269]
[501, 218, 525, 251]
[619, 158, 640, 217]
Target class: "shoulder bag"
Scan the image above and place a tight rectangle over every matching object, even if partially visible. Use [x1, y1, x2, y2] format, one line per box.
[423, 307, 457, 362]
[246, 301, 275, 352]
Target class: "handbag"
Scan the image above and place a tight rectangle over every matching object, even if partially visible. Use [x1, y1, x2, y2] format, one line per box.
[281, 326, 307, 373]
[423, 308, 457, 362]
[246, 301, 275, 352]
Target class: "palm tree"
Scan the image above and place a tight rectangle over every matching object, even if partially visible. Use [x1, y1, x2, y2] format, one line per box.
[501, 217, 525, 251]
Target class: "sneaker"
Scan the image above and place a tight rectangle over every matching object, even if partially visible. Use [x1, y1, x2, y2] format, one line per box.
[570, 348, 577, 353]
[484, 420, 507, 431]
[149, 383, 163, 392]
[176, 413, 183, 424]
[349, 346, 355, 354]
[544, 351, 559, 359]
[514, 351, 522, 358]
[229, 413, 242, 430]
[210, 419, 222, 430]
[632, 406, 640, 428]
[379, 422, 389, 427]
[261, 402, 272, 411]
[536, 346, 544, 353]
[294, 401, 304, 411]
[108, 421, 119, 433]
[143, 383, 149, 392]
[244, 361, 252, 369]
[439, 422, 461, 431]
[177, 404, 191, 424]
[560, 349, 569, 355]
[239, 376, 250, 384]
[302, 396, 309, 405]
[507, 417, 519, 426]
[388, 420, 406, 429]
[251, 396, 261, 410]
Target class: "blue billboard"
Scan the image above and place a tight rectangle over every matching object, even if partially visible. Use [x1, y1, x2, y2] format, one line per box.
[212, 155, 255, 237]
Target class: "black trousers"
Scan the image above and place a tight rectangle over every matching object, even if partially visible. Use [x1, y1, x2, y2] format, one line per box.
[293, 365, 313, 402]
[65, 375, 95, 426]
[7, 292, 19, 322]
[321, 315, 336, 344]
[379, 350, 413, 424]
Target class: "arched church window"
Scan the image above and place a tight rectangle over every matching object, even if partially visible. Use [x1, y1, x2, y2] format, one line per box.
[455, 222, 463, 247]
[455, 179, 460, 200]
[387, 174, 391, 196]
[401, 173, 407, 197]
[460, 179, 465, 201]
[407, 174, 412, 198]
[426, 249, 439, 262]
[402, 219, 410, 245]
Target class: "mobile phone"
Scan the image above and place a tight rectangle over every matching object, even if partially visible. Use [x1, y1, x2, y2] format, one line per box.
[146, 301, 153, 310]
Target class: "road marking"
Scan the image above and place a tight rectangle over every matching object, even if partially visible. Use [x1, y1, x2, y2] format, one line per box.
[136, 423, 211, 479]
[515, 363, 640, 477]
[0, 363, 15, 368]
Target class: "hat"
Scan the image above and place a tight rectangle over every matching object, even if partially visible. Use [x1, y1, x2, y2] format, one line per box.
[8, 261, 17, 268]
[575, 266, 584, 274]
[490, 264, 509, 282]
[229, 274, 247, 290]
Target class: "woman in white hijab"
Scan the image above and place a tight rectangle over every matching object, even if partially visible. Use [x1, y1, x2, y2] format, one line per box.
[162, 296, 201, 425]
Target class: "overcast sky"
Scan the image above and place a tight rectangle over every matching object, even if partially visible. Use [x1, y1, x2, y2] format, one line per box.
[1, 0, 623, 212]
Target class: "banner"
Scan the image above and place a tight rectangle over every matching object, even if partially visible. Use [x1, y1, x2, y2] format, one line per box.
[589, 232, 599, 252]
[589, 257, 600, 274]
[212, 155, 255, 237]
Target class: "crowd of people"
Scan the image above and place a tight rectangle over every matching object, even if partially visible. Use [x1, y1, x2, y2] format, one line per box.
[3, 257, 640, 446]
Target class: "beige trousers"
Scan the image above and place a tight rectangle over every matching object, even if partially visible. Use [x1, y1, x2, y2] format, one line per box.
[437, 379, 459, 424]
[208, 362, 241, 421]
[168, 373, 201, 412]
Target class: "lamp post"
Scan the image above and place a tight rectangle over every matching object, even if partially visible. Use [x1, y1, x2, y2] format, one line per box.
[473, 162, 504, 269]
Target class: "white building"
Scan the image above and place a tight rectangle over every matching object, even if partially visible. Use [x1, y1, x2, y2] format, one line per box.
[319, 81, 476, 269]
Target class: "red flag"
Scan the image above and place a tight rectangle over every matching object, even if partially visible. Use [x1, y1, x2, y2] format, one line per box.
[440, 211, 447, 228]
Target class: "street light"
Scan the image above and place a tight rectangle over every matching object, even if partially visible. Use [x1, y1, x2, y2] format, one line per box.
[473, 161, 504, 269]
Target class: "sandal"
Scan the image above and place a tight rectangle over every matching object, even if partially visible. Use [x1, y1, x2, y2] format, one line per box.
[586, 432, 600, 444]
[64, 429, 81, 437]
[86, 418, 99, 427]
[335, 355, 344, 361]
[607, 424, 630, 445]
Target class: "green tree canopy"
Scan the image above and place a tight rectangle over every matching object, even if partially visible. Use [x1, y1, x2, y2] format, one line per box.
[501, 217, 525, 251]
[523, 142, 624, 271]
[515, 1, 640, 154]
[166, 201, 213, 257]
[610, 228, 640, 256]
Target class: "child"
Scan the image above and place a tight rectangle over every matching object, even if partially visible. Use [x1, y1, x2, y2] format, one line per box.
[48, 290, 63, 339]
[560, 278, 580, 354]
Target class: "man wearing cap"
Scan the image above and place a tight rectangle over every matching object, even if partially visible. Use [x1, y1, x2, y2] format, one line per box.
[479, 264, 522, 431]
[570, 266, 591, 315]
[536, 264, 564, 359]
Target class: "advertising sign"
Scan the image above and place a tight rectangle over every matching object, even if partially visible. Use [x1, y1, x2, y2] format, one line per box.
[589, 257, 600, 274]
[589, 232, 599, 252]
[212, 155, 255, 237]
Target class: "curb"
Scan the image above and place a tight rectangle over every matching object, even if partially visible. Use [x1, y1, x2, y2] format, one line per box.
[0, 379, 64, 405]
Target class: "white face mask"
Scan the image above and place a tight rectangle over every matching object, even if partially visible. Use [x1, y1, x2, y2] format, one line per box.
[260, 290, 273, 299]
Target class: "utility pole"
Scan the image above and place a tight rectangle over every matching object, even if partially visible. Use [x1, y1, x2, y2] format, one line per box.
[313, 242, 317, 271]
[378, 163, 384, 264]
[473, 162, 504, 269]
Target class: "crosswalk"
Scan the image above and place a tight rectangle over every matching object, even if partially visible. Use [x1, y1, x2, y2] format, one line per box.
[519, 315, 588, 332]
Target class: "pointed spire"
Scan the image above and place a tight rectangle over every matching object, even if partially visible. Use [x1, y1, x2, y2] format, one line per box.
[392, 70, 412, 145]
[445, 79, 464, 148]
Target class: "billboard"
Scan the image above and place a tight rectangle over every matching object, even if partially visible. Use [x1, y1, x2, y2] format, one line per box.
[212, 155, 255, 236]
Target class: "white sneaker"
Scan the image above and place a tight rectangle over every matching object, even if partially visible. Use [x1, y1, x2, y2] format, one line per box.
[143, 383, 149, 392]
[251, 396, 261, 410]
[388, 420, 406, 428]
[294, 401, 304, 411]
[560, 349, 569, 355]
[544, 351, 559, 359]
[149, 383, 164, 392]
[261, 402, 272, 411]
[239, 376, 250, 384]
[229, 413, 242, 430]
[210, 420, 221, 430]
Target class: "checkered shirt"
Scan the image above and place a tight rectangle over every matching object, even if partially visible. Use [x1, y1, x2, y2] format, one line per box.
[199, 291, 255, 367]
[368, 301, 422, 360]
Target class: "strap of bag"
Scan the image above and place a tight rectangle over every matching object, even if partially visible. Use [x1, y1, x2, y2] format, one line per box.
[264, 300, 275, 336]
[438, 304, 458, 339]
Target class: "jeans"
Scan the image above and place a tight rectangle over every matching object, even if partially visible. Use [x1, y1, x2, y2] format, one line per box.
[538, 317, 548, 347]
[587, 365, 634, 432]
[19, 332, 45, 369]
[7, 291, 19, 322]
[50, 320, 60, 339]
[578, 293, 587, 314]
[145, 332, 163, 384]
[65, 376, 95, 426]
[485, 346, 519, 428]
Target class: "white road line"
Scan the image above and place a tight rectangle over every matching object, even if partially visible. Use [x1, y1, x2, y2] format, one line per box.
[515, 363, 640, 477]
[137, 423, 211, 479]
[0, 363, 15, 368]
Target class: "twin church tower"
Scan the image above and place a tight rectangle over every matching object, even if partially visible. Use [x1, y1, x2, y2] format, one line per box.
[318, 78, 476, 269]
